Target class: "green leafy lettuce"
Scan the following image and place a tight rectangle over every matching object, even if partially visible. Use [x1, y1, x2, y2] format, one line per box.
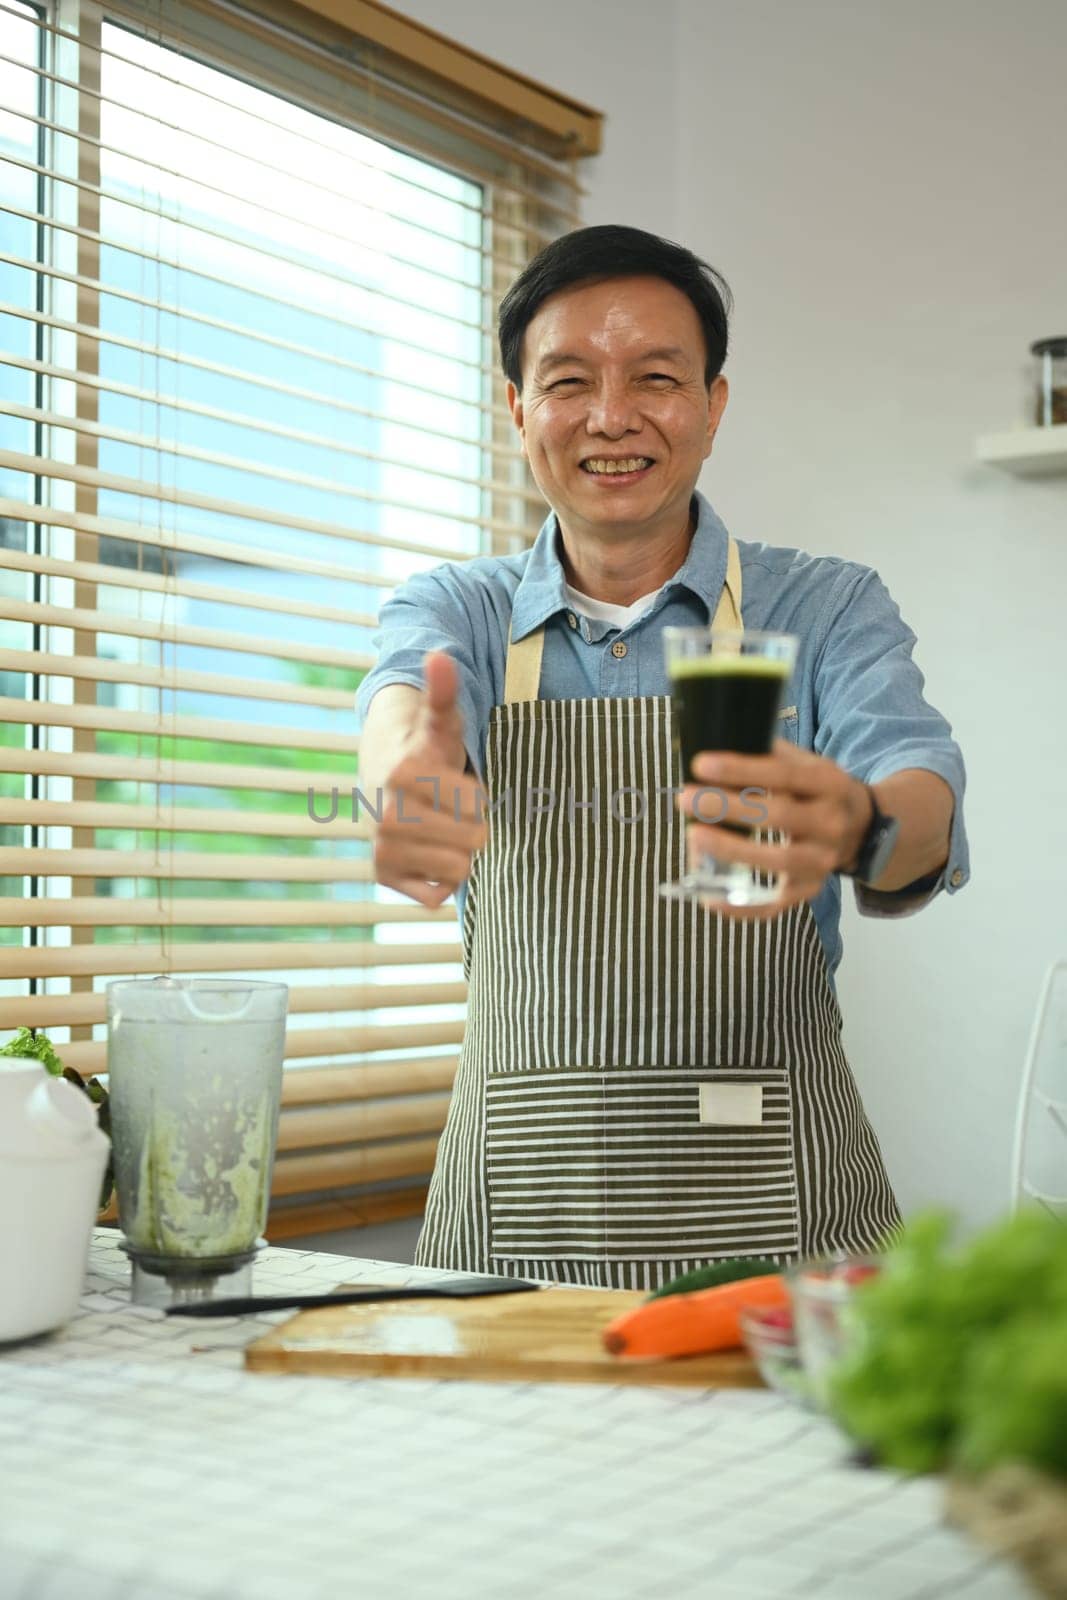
[1, 1025, 67, 1076]
[829, 1208, 1067, 1477]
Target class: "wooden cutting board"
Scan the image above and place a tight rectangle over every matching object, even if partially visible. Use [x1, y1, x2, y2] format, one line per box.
[245, 1285, 763, 1387]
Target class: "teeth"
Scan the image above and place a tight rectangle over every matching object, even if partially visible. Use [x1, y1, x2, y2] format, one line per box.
[582, 457, 652, 475]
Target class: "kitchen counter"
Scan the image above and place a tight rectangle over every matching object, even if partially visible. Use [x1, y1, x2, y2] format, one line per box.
[0, 1230, 1034, 1600]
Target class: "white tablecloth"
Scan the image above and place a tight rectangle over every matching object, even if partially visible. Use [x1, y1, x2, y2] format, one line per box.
[0, 1230, 1034, 1600]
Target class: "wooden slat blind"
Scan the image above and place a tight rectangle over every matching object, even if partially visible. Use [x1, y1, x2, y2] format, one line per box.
[0, 0, 593, 1237]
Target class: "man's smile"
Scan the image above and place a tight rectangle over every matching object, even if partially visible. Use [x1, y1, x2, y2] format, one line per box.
[579, 454, 655, 481]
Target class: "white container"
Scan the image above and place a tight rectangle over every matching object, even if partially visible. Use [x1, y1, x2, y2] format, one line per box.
[0, 1058, 110, 1342]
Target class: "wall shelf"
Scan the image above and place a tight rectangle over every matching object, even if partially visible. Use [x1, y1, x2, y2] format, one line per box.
[975, 424, 1067, 478]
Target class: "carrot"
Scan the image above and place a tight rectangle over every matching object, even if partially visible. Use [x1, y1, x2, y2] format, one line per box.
[602, 1274, 788, 1360]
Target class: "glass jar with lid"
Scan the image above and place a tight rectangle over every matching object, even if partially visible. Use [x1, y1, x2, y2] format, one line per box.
[1031, 337, 1067, 427]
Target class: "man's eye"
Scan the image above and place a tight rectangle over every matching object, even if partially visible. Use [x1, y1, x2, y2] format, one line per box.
[643, 373, 676, 384]
[549, 377, 583, 390]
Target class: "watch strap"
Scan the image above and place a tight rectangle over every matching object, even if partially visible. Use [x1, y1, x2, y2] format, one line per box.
[847, 786, 898, 882]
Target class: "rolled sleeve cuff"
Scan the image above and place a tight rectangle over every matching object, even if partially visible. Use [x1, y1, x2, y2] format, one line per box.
[853, 750, 970, 920]
[355, 671, 483, 779]
[355, 670, 419, 729]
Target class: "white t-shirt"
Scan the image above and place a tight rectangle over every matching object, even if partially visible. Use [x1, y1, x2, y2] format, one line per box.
[563, 581, 665, 631]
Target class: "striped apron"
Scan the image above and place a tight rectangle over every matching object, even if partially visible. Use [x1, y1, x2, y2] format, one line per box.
[415, 540, 901, 1290]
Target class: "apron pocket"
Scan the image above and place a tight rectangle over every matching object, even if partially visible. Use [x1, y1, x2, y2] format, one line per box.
[484, 1067, 799, 1264]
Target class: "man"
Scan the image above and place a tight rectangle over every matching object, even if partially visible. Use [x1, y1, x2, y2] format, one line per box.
[356, 225, 968, 1290]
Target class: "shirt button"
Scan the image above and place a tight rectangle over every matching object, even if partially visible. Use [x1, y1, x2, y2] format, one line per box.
[567, 612, 577, 628]
[610, 640, 628, 659]
[950, 868, 964, 888]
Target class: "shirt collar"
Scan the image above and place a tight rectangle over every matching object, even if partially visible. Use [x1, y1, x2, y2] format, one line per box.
[507, 514, 572, 641]
[508, 490, 732, 641]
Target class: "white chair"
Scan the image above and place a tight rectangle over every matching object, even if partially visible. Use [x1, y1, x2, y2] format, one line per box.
[1011, 959, 1067, 1216]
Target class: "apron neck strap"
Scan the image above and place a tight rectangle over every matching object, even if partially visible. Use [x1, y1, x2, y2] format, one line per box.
[717, 537, 744, 632]
[503, 537, 743, 705]
[503, 621, 546, 705]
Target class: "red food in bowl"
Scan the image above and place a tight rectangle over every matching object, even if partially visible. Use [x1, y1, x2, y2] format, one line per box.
[835, 1263, 881, 1287]
[749, 1305, 794, 1333]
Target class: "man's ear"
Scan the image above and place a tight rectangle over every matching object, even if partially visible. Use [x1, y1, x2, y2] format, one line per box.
[704, 374, 729, 458]
[506, 379, 526, 448]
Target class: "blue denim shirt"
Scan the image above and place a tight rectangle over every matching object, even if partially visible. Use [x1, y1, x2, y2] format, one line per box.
[356, 493, 970, 980]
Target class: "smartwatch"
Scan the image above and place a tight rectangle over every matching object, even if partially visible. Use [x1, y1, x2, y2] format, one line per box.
[845, 786, 900, 885]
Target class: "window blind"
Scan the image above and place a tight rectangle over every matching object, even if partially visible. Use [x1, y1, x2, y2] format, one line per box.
[0, 0, 598, 1237]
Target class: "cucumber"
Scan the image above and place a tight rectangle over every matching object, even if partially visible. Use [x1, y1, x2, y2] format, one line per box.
[648, 1257, 782, 1301]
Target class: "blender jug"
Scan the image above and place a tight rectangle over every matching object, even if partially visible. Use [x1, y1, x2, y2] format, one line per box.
[107, 977, 287, 1302]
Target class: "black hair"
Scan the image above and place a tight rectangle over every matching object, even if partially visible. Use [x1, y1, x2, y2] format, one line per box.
[498, 224, 732, 391]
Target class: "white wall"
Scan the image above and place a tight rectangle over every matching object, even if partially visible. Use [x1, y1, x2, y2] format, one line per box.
[391, 0, 681, 235]
[320, 0, 1065, 1258]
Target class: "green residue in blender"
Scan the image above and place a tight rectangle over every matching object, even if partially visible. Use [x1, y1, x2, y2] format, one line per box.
[128, 1091, 274, 1259]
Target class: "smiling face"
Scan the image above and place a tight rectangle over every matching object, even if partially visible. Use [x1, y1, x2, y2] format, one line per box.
[506, 274, 728, 548]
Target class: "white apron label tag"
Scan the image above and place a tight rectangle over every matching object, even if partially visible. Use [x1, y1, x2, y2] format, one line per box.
[698, 1082, 764, 1127]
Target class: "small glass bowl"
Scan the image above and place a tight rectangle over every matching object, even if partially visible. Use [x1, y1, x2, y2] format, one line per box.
[786, 1256, 883, 1410]
[739, 1303, 811, 1406]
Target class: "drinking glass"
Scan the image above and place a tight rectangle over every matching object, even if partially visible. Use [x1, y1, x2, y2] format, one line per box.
[661, 626, 797, 906]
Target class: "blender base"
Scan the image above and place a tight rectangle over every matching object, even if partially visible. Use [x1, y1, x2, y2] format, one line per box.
[120, 1240, 265, 1308]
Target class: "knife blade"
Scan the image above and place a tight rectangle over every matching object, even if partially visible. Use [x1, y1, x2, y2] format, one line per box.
[164, 1276, 541, 1317]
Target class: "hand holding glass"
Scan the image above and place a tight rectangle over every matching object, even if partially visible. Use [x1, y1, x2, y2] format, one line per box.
[662, 627, 798, 907]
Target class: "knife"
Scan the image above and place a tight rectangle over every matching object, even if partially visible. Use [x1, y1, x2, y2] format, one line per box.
[164, 1275, 541, 1317]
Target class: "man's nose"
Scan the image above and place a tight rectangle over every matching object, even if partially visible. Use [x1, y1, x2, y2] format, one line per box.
[585, 382, 641, 437]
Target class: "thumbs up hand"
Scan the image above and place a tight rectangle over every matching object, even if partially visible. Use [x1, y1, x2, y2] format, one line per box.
[413, 650, 469, 778]
[371, 652, 488, 908]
